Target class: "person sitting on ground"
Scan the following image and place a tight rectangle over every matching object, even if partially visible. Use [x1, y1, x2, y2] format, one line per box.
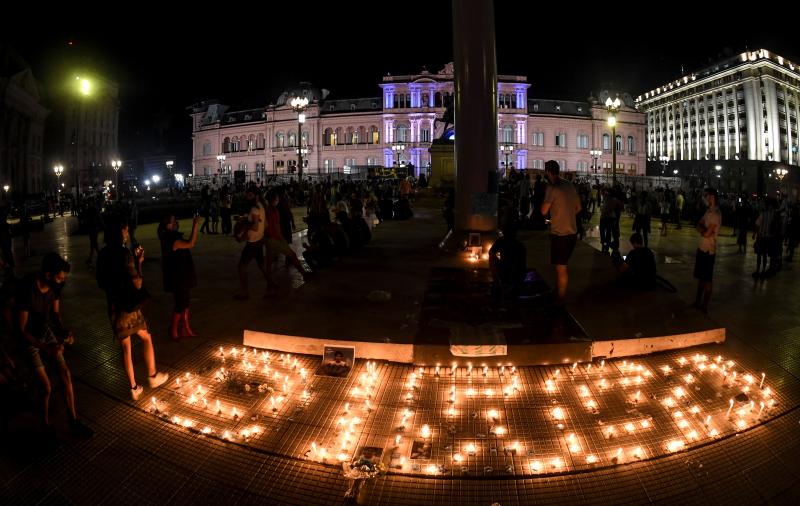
[489, 221, 527, 303]
[15, 252, 93, 438]
[612, 233, 657, 290]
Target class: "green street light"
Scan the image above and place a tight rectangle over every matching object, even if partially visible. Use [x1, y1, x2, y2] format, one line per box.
[76, 76, 92, 96]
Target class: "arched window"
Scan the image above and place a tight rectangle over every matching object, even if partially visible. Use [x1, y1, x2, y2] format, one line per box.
[257, 133, 265, 149]
[502, 125, 514, 143]
[627, 136, 635, 153]
[248, 134, 255, 150]
[603, 133, 610, 150]
[435, 92, 443, 108]
[301, 131, 309, 146]
[616, 135, 623, 152]
[231, 137, 240, 151]
[396, 124, 409, 142]
[275, 132, 284, 148]
[288, 132, 297, 147]
[369, 126, 380, 144]
[334, 127, 343, 145]
[345, 127, 354, 144]
[356, 126, 366, 144]
[323, 128, 333, 146]
[222, 137, 231, 153]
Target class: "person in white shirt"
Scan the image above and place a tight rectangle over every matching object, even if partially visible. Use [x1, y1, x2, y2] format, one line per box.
[692, 188, 721, 313]
[234, 185, 273, 300]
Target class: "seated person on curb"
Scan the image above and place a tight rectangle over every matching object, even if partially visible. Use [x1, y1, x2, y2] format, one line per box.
[489, 223, 527, 303]
[612, 233, 657, 290]
[15, 253, 93, 439]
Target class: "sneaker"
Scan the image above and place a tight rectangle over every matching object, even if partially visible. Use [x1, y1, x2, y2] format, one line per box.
[148, 371, 169, 388]
[68, 418, 94, 439]
[131, 384, 144, 401]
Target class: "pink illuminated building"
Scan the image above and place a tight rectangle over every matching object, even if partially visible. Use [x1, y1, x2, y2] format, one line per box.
[190, 64, 646, 182]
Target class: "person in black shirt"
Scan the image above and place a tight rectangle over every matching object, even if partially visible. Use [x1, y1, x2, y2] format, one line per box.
[158, 214, 200, 340]
[16, 253, 92, 438]
[614, 233, 657, 290]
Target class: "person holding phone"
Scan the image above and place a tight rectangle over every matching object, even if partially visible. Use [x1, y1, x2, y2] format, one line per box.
[158, 213, 200, 340]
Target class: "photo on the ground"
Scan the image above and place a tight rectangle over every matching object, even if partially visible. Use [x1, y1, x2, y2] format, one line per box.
[356, 446, 383, 465]
[410, 440, 432, 460]
[318, 345, 355, 377]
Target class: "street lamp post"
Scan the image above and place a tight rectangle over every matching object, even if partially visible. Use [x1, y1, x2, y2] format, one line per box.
[590, 149, 602, 183]
[216, 154, 226, 181]
[606, 96, 621, 186]
[166, 160, 174, 188]
[73, 76, 92, 207]
[659, 155, 669, 187]
[500, 143, 514, 178]
[290, 96, 309, 181]
[391, 142, 406, 173]
[111, 160, 122, 201]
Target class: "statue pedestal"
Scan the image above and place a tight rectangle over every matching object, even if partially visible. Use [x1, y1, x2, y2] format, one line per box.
[428, 141, 455, 190]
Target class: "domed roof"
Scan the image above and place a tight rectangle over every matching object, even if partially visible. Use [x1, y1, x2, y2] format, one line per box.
[275, 82, 329, 106]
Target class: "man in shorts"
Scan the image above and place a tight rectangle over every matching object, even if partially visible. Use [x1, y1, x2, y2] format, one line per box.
[235, 184, 274, 300]
[692, 187, 721, 313]
[540, 160, 581, 304]
[16, 253, 93, 439]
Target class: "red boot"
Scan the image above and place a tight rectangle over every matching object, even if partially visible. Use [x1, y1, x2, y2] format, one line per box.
[181, 309, 198, 337]
[169, 313, 182, 341]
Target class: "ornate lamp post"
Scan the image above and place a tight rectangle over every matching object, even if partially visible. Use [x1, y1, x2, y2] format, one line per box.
[111, 160, 122, 201]
[392, 142, 406, 171]
[606, 96, 621, 186]
[590, 149, 602, 181]
[659, 155, 669, 186]
[290, 96, 309, 181]
[500, 143, 514, 178]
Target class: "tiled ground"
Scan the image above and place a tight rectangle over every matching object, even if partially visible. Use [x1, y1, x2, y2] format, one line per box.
[1, 201, 800, 504]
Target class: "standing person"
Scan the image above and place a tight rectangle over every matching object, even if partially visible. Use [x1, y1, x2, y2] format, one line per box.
[278, 189, 295, 247]
[736, 199, 750, 254]
[753, 199, 774, 277]
[158, 214, 200, 340]
[15, 253, 93, 438]
[659, 194, 671, 237]
[517, 171, 531, 221]
[96, 219, 169, 400]
[264, 190, 310, 281]
[220, 185, 232, 236]
[209, 193, 220, 234]
[692, 188, 721, 313]
[540, 160, 581, 304]
[85, 199, 101, 266]
[234, 184, 274, 300]
[633, 191, 652, 247]
[675, 190, 685, 229]
[199, 185, 211, 235]
[599, 188, 622, 254]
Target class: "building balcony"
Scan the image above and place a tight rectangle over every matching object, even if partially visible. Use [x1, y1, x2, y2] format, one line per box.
[271, 146, 314, 153]
[320, 142, 381, 151]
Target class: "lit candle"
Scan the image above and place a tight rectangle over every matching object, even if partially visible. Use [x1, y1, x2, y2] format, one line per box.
[466, 443, 477, 455]
[216, 399, 222, 414]
[453, 453, 464, 463]
[232, 406, 239, 419]
[552, 407, 564, 420]
[395, 435, 401, 446]
[640, 419, 651, 429]
[726, 398, 734, 418]
[421, 424, 431, 438]
[531, 460, 542, 473]
[151, 396, 158, 411]
[586, 454, 598, 464]
[435, 365, 440, 376]
[760, 372, 765, 389]
[758, 401, 765, 418]
[488, 409, 499, 421]
[494, 426, 506, 436]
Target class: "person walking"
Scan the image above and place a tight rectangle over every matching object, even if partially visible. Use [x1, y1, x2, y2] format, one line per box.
[692, 188, 721, 313]
[97, 219, 169, 400]
[220, 185, 232, 236]
[540, 160, 581, 305]
[158, 214, 200, 340]
[633, 191, 652, 248]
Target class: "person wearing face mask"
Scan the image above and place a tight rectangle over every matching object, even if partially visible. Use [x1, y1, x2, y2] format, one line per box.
[15, 252, 93, 440]
[158, 213, 200, 340]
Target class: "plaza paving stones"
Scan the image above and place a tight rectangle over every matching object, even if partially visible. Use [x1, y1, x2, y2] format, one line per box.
[2, 205, 800, 504]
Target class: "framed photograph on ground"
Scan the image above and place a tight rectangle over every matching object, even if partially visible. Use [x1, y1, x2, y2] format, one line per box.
[410, 440, 432, 459]
[355, 446, 383, 466]
[318, 345, 355, 378]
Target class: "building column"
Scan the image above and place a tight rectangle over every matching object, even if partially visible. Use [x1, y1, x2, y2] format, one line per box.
[451, 0, 497, 236]
[764, 79, 781, 161]
[722, 88, 730, 159]
[745, 79, 759, 160]
[733, 84, 741, 157]
[785, 84, 793, 165]
[694, 97, 701, 160]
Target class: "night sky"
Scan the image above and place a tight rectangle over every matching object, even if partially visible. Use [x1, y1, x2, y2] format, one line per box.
[4, 2, 796, 168]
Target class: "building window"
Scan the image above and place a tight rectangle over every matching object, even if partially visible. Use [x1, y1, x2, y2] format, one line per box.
[532, 159, 544, 169]
[502, 125, 514, 143]
[324, 159, 335, 171]
[275, 160, 285, 170]
[421, 128, 431, 143]
[231, 138, 239, 151]
[324, 128, 333, 146]
[615, 135, 623, 152]
[555, 133, 566, 147]
[301, 131, 309, 146]
[203, 142, 212, 155]
[627, 136, 635, 153]
[276, 133, 285, 148]
[255, 163, 264, 181]
[532, 132, 544, 146]
[577, 134, 589, 149]
[396, 124, 409, 142]
[367, 157, 377, 166]
[288, 132, 297, 147]
[370, 126, 380, 144]
[629, 163, 637, 173]
[559, 160, 566, 171]
[238, 163, 247, 171]
[203, 166, 210, 175]
[603, 133, 611, 150]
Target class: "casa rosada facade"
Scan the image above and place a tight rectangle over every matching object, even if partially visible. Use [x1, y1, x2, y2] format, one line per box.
[190, 63, 646, 181]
